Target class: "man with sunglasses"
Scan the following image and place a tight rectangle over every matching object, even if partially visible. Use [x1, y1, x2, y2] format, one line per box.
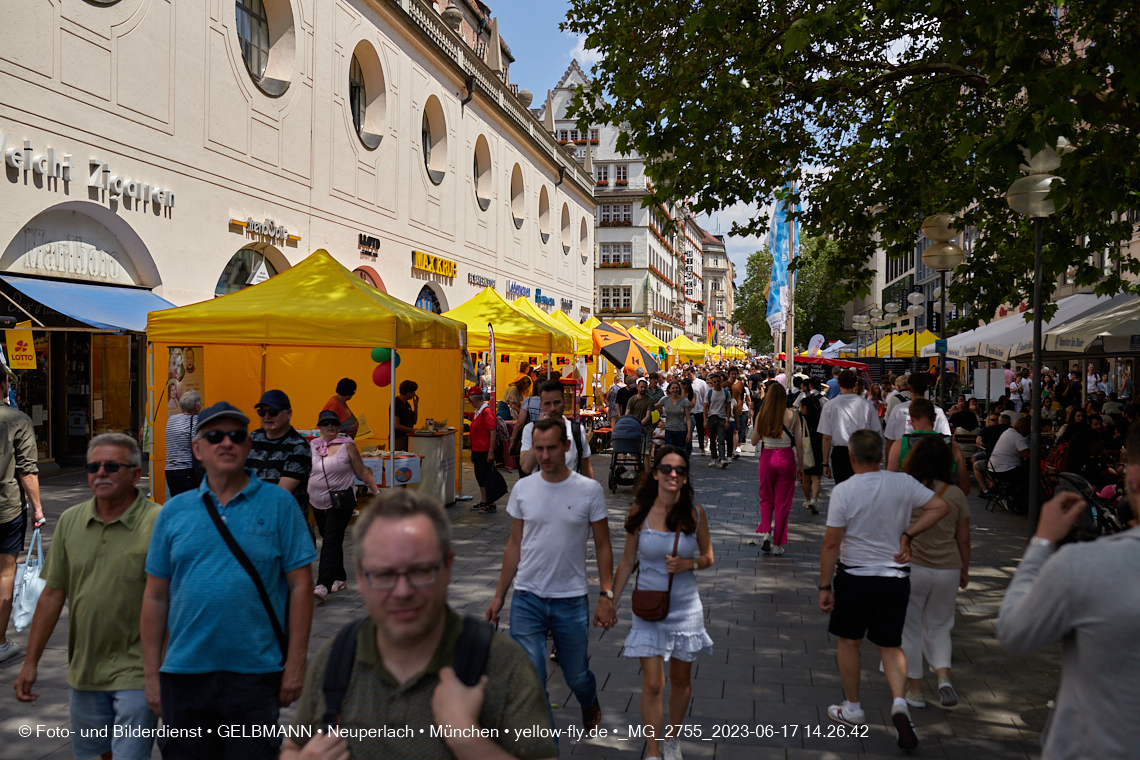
[15, 434, 160, 760]
[0, 368, 42, 664]
[247, 390, 313, 535]
[141, 401, 316, 759]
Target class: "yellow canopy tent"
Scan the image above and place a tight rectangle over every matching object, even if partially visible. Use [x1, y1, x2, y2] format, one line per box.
[511, 298, 590, 356]
[860, 329, 937, 358]
[550, 308, 595, 347]
[582, 315, 602, 331]
[444, 288, 576, 402]
[669, 334, 708, 363]
[147, 250, 466, 500]
[628, 327, 672, 369]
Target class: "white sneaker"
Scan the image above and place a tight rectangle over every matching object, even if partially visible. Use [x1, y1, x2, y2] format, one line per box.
[708, 459, 718, 468]
[905, 691, 927, 709]
[759, 532, 772, 553]
[772, 545, 785, 556]
[828, 703, 866, 726]
[891, 704, 918, 750]
[720, 459, 729, 469]
[662, 737, 683, 760]
[0, 640, 19, 663]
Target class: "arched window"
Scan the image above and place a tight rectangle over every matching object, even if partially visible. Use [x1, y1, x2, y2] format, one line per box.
[215, 244, 280, 297]
[349, 55, 366, 138]
[414, 284, 441, 314]
[235, 0, 270, 81]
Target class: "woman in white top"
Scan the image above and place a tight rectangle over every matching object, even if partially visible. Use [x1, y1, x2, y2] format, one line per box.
[749, 383, 803, 555]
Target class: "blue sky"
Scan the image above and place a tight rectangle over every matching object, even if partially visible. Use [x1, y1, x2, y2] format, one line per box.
[490, 1, 761, 284]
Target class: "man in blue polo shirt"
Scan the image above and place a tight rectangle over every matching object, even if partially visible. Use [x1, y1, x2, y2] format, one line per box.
[141, 402, 315, 760]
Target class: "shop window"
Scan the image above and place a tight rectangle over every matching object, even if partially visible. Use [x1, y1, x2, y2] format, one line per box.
[215, 246, 280, 297]
[622, 287, 632, 309]
[415, 284, 442, 314]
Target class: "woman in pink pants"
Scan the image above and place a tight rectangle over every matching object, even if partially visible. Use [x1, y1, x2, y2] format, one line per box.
[750, 383, 803, 556]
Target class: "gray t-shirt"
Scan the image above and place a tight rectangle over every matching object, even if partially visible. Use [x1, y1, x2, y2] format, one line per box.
[659, 396, 692, 432]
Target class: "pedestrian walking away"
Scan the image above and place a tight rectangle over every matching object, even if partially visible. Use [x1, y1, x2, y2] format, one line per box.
[612, 446, 713, 760]
[886, 398, 971, 496]
[818, 370, 880, 485]
[817, 429, 950, 751]
[897, 435, 971, 710]
[248, 389, 313, 537]
[283, 491, 558, 760]
[467, 387, 500, 513]
[997, 420, 1140, 760]
[883, 372, 951, 457]
[750, 383, 803, 555]
[14, 434, 161, 760]
[797, 377, 826, 513]
[141, 401, 316, 760]
[0, 368, 44, 664]
[164, 391, 202, 497]
[309, 410, 379, 600]
[487, 417, 615, 734]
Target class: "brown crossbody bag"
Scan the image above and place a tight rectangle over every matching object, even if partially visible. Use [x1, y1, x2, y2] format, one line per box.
[631, 528, 681, 622]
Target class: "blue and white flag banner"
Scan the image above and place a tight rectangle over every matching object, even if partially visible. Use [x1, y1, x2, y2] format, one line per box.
[767, 196, 793, 333]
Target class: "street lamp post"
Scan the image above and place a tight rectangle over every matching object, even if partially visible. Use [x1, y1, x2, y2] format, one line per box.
[907, 291, 925, 372]
[920, 216, 966, 409]
[1007, 138, 1069, 535]
[885, 302, 900, 358]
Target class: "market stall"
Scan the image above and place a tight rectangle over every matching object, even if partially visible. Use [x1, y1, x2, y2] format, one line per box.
[146, 250, 466, 501]
[861, 329, 937, 358]
[669, 334, 709, 364]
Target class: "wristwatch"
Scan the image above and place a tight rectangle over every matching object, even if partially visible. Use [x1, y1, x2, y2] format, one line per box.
[1029, 536, 1055, 550]
[599, 590, 614, 599]
[818, 584, 832, 591]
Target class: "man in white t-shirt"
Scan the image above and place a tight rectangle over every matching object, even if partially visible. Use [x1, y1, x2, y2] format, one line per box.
[991, 415, 1030, 473]
[818, 369, 880, 484]
[883, 372, 950, 454]
[519, 380, 593, 478]
[688, 368, 709, 454]
[487, 417, 614, 734]
[818, 429, 950, 750]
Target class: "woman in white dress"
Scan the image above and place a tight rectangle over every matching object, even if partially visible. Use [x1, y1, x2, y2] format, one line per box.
[613, 446, 714, 760]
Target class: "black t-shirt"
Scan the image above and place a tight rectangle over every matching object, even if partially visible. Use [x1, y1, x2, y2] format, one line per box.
[395, 397, 416, 448]
[247, 428, 312, 506]
[980, 423, 1009, 454]
[949, 410, 978, 432]
[615, 387, 636, 412]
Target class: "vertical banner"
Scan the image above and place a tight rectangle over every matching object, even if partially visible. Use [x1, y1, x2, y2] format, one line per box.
[488, 324, 496, 396]
[767, 199, 790, 334]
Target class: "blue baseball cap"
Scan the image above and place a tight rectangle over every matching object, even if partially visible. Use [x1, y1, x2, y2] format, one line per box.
[197, 401, 250, 429]
[256, 389, 291, 412]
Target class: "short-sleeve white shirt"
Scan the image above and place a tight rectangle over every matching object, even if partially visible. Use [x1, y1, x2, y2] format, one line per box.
[826, 470, 936, 578]
[690, 378, 709, 413]
[520, 419, 592, 472]
[884, 398, 951, 441]
[506, 471, 609, 598]
[990, 427, 1029, 473]
[817, 393, 880, 446]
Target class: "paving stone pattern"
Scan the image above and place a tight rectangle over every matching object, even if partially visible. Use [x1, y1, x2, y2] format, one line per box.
[1, 451, 1060, 759]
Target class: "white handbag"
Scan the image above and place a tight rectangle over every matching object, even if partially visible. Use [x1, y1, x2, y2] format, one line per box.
[799, 414, 816, 470]
[13, 528, 46, 632]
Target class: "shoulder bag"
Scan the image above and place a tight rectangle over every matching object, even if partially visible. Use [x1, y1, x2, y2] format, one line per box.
[631, 527, 681, 622]
[12, 527, 45, 632]
[320, 447, 357, 512]
[202, 495, 288, 665]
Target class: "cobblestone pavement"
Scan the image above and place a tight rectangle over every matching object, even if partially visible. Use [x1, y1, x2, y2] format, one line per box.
[1, 449, 1059, 759]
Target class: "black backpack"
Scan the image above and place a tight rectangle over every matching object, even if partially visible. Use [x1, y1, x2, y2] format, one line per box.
[320, 615, 494, 727]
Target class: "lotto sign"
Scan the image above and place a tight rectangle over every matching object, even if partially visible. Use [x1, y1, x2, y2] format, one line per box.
[5, 331, 36, 369]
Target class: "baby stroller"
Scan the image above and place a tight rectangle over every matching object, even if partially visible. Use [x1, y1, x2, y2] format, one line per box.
[608, 414, 645, 494]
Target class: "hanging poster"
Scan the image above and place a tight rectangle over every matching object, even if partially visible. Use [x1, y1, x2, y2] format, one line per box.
[167, 347, 204, 410]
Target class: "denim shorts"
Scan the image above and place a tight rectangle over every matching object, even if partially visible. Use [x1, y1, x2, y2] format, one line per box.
[69, 688, 157, 760]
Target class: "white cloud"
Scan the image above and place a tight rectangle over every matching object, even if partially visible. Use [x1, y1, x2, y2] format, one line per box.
[566, 32, 603, 67]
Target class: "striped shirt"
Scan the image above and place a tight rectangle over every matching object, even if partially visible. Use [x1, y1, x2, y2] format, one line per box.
[164, 413, 197, 470]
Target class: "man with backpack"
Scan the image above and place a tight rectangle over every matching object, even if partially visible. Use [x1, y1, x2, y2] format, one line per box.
[885, 398, 971, 495]
[283, 491, 558, 760]
[518, 380, 593, 478]
[705, 372, 734, 468]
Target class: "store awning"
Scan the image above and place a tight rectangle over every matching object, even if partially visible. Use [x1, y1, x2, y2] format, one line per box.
[1038, 295, 1140, 356]
[2, 276, 174, 333]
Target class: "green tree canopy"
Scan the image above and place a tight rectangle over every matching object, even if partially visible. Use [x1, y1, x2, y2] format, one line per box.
[565, 0, 1140, 328]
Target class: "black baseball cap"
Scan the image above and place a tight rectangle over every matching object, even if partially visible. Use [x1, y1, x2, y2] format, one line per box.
[256, 389, 291, 412]
[197, 401, 250, 429]
[317, 410, 342, 427]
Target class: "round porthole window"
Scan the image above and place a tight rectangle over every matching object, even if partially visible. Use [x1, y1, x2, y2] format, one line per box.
[235, 0, 295, 97]
[561, 204, 572, 255]
[580, 219, 590, 265]
[422, 96, 447, 185]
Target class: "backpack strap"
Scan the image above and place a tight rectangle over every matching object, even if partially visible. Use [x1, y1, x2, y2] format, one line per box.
[453, 615, 495, 687]
[320, 614, 494, 728]
[571, 420, 585, 473]
[320, 617, 369, 728]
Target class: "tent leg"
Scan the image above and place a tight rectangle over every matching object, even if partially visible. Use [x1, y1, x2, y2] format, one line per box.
[389, 351, 396, 490]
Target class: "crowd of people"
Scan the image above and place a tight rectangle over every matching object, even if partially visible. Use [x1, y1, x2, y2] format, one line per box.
[3, 352, 1139, 760]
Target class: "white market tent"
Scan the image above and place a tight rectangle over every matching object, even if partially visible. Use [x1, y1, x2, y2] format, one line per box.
[1032, 295, 1140, 358]
[822, 340, 848, 359]
[923, 293, 1127, 362]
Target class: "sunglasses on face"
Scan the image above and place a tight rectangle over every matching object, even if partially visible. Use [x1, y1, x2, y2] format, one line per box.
[657, 464, 688, 477]
[86, 461, 135, 475]
[257, 408, 282, 418]
[318, 421, 340, 428]
[201, 429, 249, 445]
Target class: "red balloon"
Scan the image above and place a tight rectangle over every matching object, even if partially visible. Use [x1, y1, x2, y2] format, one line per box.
[372, 362, 392, 387]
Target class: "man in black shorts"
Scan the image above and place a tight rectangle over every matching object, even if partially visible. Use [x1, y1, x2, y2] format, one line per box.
[818, 429, 950, 750]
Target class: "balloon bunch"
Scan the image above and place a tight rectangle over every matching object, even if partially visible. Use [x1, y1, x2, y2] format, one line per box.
[370, 347, 400, 387]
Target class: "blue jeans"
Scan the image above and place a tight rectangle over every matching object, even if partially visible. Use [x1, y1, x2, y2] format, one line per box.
[663, 429, 688, 450]
[509, 590, 598, 716]
[69, 687, 157, 760]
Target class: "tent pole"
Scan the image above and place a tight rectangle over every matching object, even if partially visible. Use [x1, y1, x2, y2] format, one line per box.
[389, 350, 396, 490]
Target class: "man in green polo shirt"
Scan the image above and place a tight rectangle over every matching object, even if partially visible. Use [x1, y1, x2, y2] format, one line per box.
[283, 491, 557, 760]
[14, 433, 160, 760]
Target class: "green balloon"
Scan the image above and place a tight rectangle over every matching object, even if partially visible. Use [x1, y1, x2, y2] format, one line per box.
[371, 347, 392, 363]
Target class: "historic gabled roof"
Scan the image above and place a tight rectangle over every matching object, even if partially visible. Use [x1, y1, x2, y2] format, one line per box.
[555, 59, 591, 90]
[692, 221, 725, 249]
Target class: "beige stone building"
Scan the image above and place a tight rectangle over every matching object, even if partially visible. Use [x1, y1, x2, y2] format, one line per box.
[0, 0, 595, 465]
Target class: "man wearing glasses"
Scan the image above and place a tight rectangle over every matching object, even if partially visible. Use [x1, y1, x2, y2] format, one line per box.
[141, 401, 316, 759]
[283, 490, 557, 760]
[15, 434, 160, 760]
[247, 390, 313, 536]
